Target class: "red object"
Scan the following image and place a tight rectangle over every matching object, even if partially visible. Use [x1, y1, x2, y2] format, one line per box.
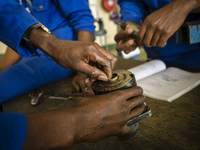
[102, 0, 115, 12]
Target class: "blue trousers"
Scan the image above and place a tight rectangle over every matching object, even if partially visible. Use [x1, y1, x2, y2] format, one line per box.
[0, 54, 74, 103]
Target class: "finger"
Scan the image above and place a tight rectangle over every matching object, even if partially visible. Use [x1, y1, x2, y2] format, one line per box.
[94, 43, 117, 70]
[128, 104, 146, 120]
[79, 78, 87, 93]
[72, 79, 80, 92]
[150, 29, 162, 47]
[81, 77, 91, 93]
[142, 26, 155, 47]
[114, 29, 134, 42]
[80, 63, 109, 81]
[157, 33, 169, 47]
[124, 44, 138, 54]
[83, 81, 95, 96]
[115, 86, 143, 101]
[126, 95, 146, 115]
[90, 44, 115, 79]
[77, 43, 112, 80]
[116, 39, 135, 52]
[137, 23, 147, 46]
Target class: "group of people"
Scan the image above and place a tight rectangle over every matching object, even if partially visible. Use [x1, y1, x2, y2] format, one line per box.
[0, 0, 199, 149]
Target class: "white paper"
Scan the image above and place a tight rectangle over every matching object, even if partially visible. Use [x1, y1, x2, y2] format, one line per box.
[137, 67, 200, 102]
[128, 59, 166, 81]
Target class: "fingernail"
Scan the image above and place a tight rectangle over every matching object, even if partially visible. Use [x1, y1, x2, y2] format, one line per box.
[85, 78, 89, 84]
[98, 75, 108, 81]
[128, 40, 134, 45]
[127, 29, 133, 34]
[85, 87, 88, 90]
[144, 102, 146, 106]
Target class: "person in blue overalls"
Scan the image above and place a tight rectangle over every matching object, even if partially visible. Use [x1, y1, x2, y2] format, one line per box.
[0, 0, 96, 102]
[0, 0, 147, 149]
[71, 0, 200, 95]
[115, 0, 200, 72]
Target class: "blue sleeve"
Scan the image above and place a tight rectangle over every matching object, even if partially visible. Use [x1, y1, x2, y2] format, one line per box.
[0, 113, 27, 150]
[0, 0, 40, 57]
[118, 0, 146, 24]
[53, 0, 95, 34]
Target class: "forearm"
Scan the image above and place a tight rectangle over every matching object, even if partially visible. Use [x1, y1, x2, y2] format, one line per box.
[23, 109, 77, 149]
[29, 28, 58, 59]
[77, 30, 95, 42]
[0, 47, 21, 71]
[117, 0, 145, 24]
[173, 0, 200, 14]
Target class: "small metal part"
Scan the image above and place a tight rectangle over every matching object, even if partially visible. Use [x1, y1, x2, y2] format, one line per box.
[119, 21, 141, 39]
[91, 70, 137, 94]
[48, 96, 73, 101]
[28, 90, 44, 106]
[91, 70, 152, 125]
[92, 70, 152, 140]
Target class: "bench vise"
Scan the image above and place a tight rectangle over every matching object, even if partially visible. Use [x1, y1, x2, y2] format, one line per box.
[174, 21, 200, 44]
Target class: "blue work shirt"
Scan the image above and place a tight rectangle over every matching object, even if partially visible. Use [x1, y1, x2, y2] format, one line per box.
[0, 0, 95, 149]
[118, 0, 200, 72]
[0, 0, 95, 57]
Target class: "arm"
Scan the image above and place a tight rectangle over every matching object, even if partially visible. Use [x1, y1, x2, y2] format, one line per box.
[0, 47, 21, 71]
[72, 31, 96, 95]
[22, 86, 146, 149]
[137, 0, 200, 47]
[118, 0, 145, 24]
[0, 0, 39, 57]
[30, 28, 116, 81]
[55, 0, 95, 35]
[115, 0, 145, 54]
[0, 1, 116, 81]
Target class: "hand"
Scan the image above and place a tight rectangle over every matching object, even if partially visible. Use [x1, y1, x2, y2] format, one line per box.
[24, 86, 146, 149]
[72, 72, 95, 96]
[30, 29, 117, 81]
[73, 86, 146, 142]
[52, 39, 117, 81]
[114, 29, 138, 54]
[137, 0, 194, 47]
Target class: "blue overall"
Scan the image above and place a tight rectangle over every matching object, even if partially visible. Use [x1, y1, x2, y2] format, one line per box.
[0, 0, 95, 149]
[118, 0, 200, 72]
[0, 0, 95, 102]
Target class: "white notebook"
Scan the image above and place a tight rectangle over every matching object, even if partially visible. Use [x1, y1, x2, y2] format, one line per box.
[128, 60, 200, 102]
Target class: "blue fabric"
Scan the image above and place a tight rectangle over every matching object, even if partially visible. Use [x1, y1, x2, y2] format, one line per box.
[0, 55, 75, 102]
[0, 0, 95, 101]
[0, 0, 94, 149]
[118, 0, 200, 72]
[0, 113, 27, 150]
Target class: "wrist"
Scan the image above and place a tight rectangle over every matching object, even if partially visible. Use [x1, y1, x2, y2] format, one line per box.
[174, 0, 200, 13]
[29, 27, 57, 57]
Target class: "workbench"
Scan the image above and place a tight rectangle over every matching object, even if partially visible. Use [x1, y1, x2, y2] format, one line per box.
[2, 57, 200, 150]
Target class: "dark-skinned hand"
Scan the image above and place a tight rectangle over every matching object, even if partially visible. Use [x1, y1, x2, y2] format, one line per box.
[51, 39, 117, 81]
[114, 28, 138, 54]
[23, 86, 146, 149]
[137, 0, 196, 47]
[30, 29, 117, 81]
[72, 72, 95, 96]
[115, 0, 199, 54]
[73, 86, 146, 142]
